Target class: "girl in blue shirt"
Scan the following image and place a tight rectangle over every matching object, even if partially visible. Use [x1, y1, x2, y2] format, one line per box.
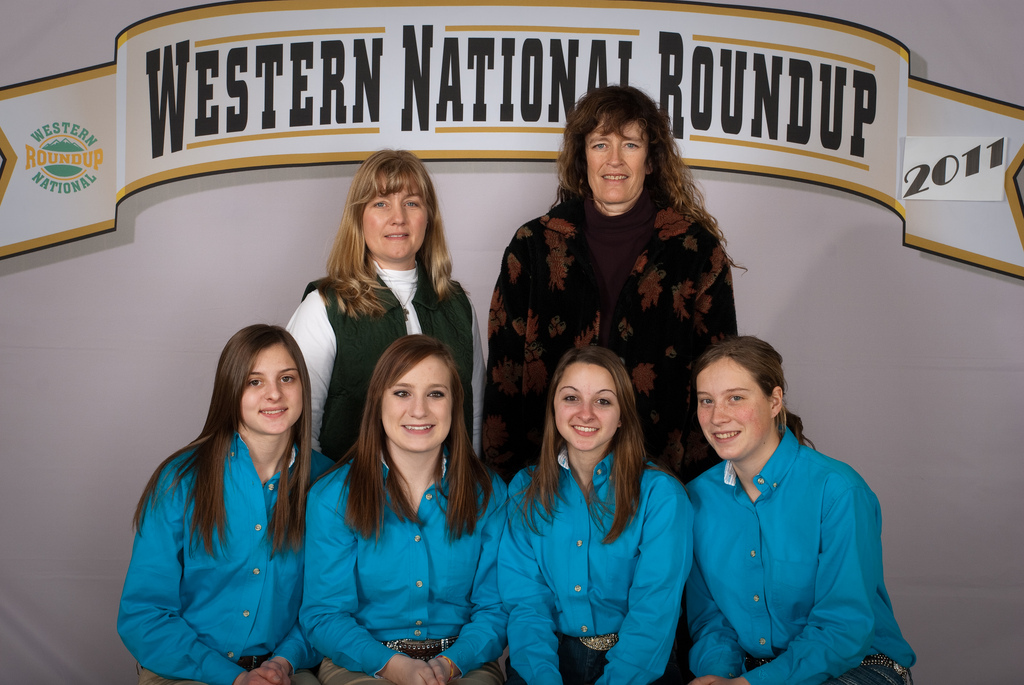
[118, 324, 331, 685]
[301, 334, 507, 685]
[500, 346, 694, 685]
[686, 336, 915, 685]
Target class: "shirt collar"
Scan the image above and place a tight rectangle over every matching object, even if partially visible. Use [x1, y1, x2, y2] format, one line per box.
[557, 446, 614, 486]
[232, 433, 296, 469]
[380, 452, 448, 480]
[725, 428, 799, 499]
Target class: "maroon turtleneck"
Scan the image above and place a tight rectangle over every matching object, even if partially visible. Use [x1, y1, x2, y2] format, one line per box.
[583, 189, 657, 347]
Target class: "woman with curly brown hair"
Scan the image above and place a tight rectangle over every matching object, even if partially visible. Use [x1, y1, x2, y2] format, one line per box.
[483, 85, 736, 486]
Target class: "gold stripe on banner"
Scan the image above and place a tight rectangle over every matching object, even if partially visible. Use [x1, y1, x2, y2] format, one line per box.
[116, 148, 559, 202]
[1006, 138, 1024, 245]
[0, 220, 115, 259]
[905, 233, 1024, 279]
[434, 126, 564, 133]
[689, 135, 871, 171]
[0, 64, 115, 100]
[187, 128, 382, 149]
[445, 25, 639, 35]
[910, 79, 1024, 120]
[688, 157, 903, 216]
[691, 35, 875, 71]
[115, 0, 908, 61]
[195, 27, 386, 47]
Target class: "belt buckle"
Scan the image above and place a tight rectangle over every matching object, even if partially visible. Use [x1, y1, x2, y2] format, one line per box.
[579, 633, 619, 651]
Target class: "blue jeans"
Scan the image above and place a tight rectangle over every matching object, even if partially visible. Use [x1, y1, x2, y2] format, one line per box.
[822, 663, 913, 685]
[506, 633, 682, 684]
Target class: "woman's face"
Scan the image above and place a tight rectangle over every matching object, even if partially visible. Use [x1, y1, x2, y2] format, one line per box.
[695, 358, 783, 474]
[361, 184, 428, 271]
[238, 343, 303, 446]
[382, 355, 453, 462]
[585, 120, 651, 216]
[554, 362, 622, 465]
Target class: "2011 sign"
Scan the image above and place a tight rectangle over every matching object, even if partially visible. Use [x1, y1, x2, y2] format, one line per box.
[902, 136, 1007, 201]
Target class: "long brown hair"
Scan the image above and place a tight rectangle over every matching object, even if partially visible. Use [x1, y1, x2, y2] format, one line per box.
[556, 85, 726, 245]
[517, 346, 660, 543]
[341, 335, 492, 540]
[132, 325, 314, 556]
[316, 150, 457, 318]
[691, 335, 814, 448]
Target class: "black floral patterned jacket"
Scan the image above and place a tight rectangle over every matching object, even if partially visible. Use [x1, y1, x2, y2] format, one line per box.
[483, 199, 737, 483]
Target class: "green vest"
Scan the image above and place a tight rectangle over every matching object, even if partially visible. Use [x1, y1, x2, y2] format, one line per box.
[307, 267, 474, 462]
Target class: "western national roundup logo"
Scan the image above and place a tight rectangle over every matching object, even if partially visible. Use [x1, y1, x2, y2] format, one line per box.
[24, 121, 104, 194]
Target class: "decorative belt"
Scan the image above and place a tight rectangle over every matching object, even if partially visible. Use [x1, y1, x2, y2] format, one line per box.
[745, 653, 910, 684]
[237, 653, 272, 671]
[579, 633, 619, 651]
[382, 636, 458, 661]
[862, 653, 912, 684]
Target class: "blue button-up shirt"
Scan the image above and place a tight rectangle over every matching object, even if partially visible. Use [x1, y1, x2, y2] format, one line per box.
[117, 434, 331, 685]
[687, 429, 916, 685]
[500, 452, 693, 685]
[301, 462, 508, 676]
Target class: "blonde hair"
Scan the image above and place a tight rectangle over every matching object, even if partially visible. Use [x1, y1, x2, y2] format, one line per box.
[317, 150, 456, 318]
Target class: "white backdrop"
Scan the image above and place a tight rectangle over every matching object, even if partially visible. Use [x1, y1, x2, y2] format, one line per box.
[1, 1, 1022, 683]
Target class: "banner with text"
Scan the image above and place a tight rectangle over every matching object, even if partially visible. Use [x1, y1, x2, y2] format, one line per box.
[1, 1, 1022, 278]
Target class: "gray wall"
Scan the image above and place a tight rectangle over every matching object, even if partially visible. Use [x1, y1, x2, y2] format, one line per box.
[1, 1, 1022, 682]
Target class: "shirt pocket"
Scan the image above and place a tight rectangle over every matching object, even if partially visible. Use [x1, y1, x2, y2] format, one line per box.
[768, 558, 817, 622]
[442, 534, 480, 604]
[598, 538, 640, 590]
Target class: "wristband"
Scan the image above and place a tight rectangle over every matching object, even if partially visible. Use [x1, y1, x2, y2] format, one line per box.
[437, 654, 457, 682]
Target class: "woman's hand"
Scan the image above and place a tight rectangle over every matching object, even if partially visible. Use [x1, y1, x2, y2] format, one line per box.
[427, 655, 460, 683]
[380, 654, 448, 685]
[232, 657, 294, 685]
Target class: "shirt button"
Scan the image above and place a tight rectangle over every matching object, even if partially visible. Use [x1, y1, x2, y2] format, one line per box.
[268, 483, 275, 491]
[772, 482, 778, 488]
[576, 540, 583, 547]
[753, 594, 759, 602]
[253, 568, 260, 575]
[425, 493, 433, 500]
[414, 535, 421, 542]
[227, 652, 234, 658]
[759, 638, 766, 645]
[243, 610, 250, 618]
[581, 626, 588, 633]
[254, 524, 262, 531]
[756, 477, 765, 485]
[596, 469, 602, 475]
[750, 550, 756, 557]
[574, 585, 581, 592]
[415, 620, 422, 626]
[416, 580, 423, 587]
[414, 629, 421, 636]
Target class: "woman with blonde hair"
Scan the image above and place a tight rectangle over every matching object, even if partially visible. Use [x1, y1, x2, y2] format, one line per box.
[500, 345, 693, 685]
[117, 324, 332, 685]
[302, 335, 507, 685]
[288, 150, 483, 462]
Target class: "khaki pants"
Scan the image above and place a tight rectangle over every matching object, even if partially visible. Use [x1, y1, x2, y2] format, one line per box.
[317, 657, 504, 685]
[138, 665, 321, 685]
